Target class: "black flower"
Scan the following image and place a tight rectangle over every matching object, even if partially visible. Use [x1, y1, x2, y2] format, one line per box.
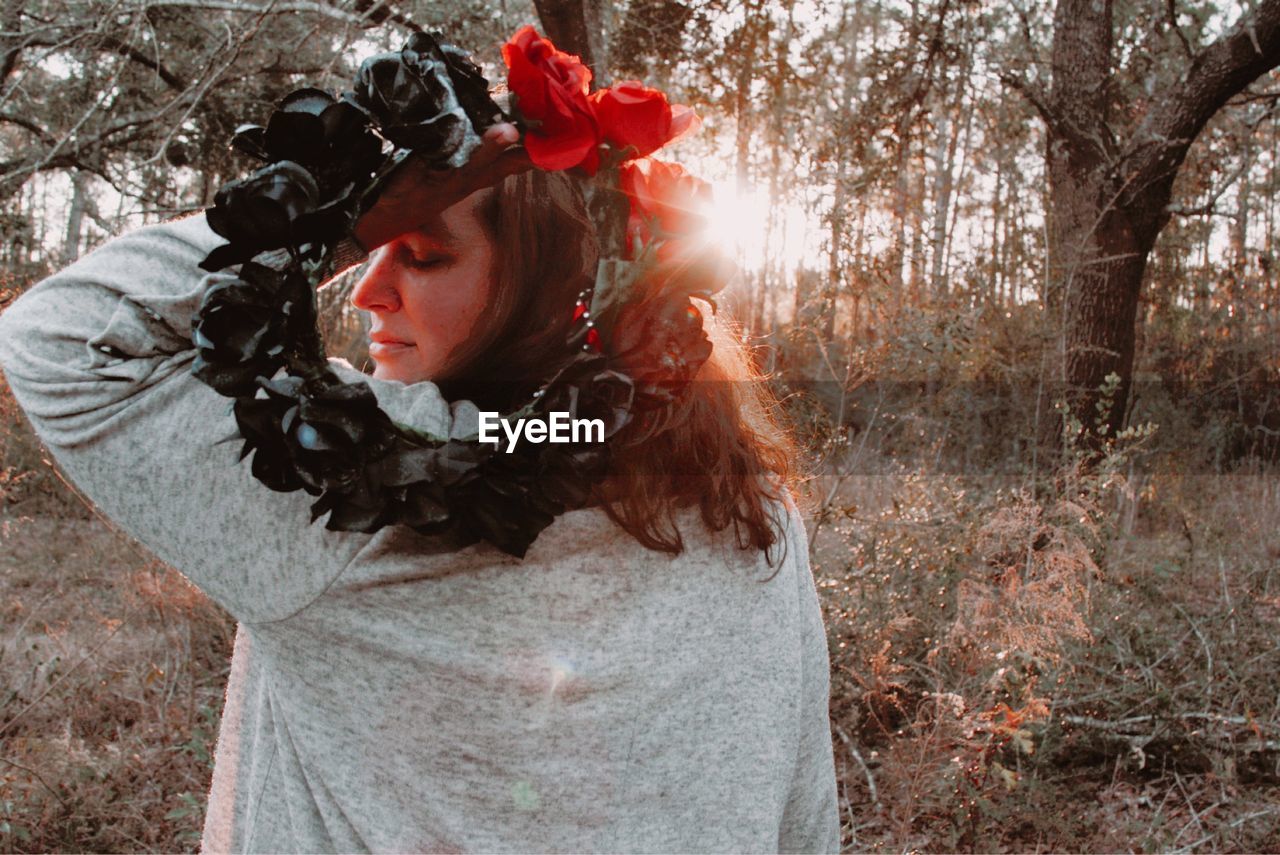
[308, 475, 391, 533]
[540, 364, 636, 439]
[235, 377, 395, 497]
[202, 162, 323, 270]
[431, 39, 504, 132]
[232, 88, 384, 194]
[191, 263, 304, 397]
[393, 479, 452, 531]
[233, 394, 306, 493]
[278, 378, 396, 493]
[351, 31, 500, 165]
[455, 457, 557, 558]
[536, 443, 610, 509]
[608, 297, 712, 410]
[374, 440, 493, 488]
[364, 438, 508, 536]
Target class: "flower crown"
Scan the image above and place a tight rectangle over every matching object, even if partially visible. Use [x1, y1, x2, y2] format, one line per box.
[191, 26, 722, 557]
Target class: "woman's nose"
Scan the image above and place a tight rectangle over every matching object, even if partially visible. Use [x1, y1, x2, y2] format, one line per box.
[350, 247, 402, 313]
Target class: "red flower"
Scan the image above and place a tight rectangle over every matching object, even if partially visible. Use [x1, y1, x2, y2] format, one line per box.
[591, 81, 700, 159]
[502, 26, 601, 174]
[619, 158, 712, 255]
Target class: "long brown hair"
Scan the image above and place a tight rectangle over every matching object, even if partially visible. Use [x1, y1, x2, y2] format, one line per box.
[436, 169, 800, 564]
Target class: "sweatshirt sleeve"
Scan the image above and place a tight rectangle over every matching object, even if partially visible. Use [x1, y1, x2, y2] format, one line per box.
[778, 499, 841, 854]
[0, 214, 455, 625]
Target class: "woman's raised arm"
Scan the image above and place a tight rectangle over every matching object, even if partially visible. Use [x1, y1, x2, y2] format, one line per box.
[0, 214, 457, 624]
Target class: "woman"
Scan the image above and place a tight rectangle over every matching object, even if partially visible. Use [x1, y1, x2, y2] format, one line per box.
[0, 119, 838, 852]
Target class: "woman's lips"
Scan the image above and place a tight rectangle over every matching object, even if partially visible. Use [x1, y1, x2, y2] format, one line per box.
[368, 339, 414, 358]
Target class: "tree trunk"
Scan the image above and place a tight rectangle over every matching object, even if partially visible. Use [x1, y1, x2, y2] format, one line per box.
[942, 68, 975, 298]
[1039, 0, 1280, 443]
[733, 2, 760, 194]
[63, 170, 88, 263]
[533, 0, 608, 81]
[762, 0, 795, 336]
[728, 1, 762, 331]
[991, 148, 1004, 304]
[908, 155, 926, 302]
[0, 3, 24, 88]
[930, 107, 953, 296]
[889, 122, 911, 300]
[827, 3, 857, 340]
[1232, 129, 1252, 276]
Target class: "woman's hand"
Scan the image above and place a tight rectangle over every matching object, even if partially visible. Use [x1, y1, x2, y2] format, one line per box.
[352, 123, 531, 252]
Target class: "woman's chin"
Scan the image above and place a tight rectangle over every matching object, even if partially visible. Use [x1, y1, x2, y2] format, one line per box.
[369, 357, 433, 385]
[372, 365, 410, 383]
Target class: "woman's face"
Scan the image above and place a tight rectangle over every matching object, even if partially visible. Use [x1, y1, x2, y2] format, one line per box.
[349, 190, 496, 384]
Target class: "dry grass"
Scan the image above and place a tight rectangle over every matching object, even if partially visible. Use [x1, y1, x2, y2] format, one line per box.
[0, 515, 233, 852]
[808, 461, 1280, 852]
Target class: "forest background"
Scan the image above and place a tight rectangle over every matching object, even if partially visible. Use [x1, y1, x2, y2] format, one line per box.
[1, 0, 1278, 851]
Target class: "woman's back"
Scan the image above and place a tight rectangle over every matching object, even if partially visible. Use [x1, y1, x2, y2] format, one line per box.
[208, 500, 829, 852]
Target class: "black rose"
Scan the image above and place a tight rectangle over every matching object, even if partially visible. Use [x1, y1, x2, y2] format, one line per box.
[191, 262, 314, 397]
[430, 39, 504, 132]
[576, 369, 636, 438]
[541, 365, 636, 439]
[239, 378, 389, 496]
[608, 297, 712, 410]
[308, 475, 392, 533]
[233, 394, 305, 493]
[362, 439, 502, 535]
[202, 161, 322, 270]
[536, 443, 610, 509]
[393, 479, 452, 531]
[231, 88, 384, 195]
[455, 456, 557, 558]
[351, 31, 498, 166]
[257, 377, 396, 493]
[374, 439, 493, 489]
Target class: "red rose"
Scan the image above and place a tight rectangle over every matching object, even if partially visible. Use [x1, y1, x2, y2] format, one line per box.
[502, 26, 601, 174]
[592, 82, 701, 159]
[619, 158, 712, 255]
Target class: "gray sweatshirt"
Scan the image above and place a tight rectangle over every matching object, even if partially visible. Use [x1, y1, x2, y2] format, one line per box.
[0, 214, 839, 854]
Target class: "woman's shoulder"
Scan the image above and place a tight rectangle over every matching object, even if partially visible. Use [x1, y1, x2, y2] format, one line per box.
[538, 489, 808, 583]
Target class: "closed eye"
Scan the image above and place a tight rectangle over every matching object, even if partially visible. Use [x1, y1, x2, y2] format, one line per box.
[408, 252, 450, 270]
[396, 242, 452, 270]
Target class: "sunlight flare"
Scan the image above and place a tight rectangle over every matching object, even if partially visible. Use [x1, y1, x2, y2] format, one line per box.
[703, 181, 812, 275]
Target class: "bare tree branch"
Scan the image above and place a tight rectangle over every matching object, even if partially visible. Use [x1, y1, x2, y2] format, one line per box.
[0, 4, 25, 86]
[1125, 0, 1280, 216]
[1165, 0, 1194, 60]
[1166, 157, 1252, 217]
[350, 0, 420, 31]
[13, 33, 188, 90]
[0, 110, 57, 145]
[1000, 71, 1063, 136]
[138, 0, 366, 25]
[0, 92, 202, 192]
